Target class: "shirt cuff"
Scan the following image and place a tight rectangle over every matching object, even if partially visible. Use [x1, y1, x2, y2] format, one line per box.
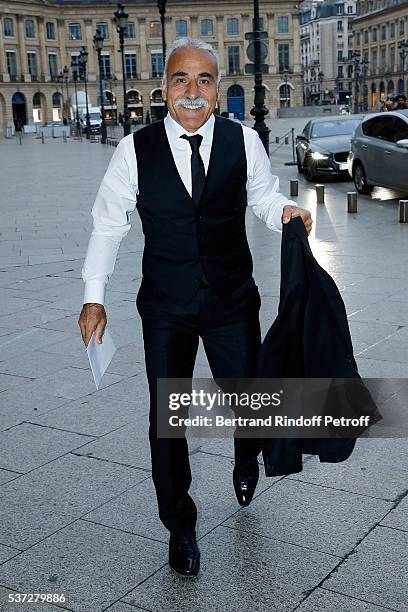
[83, 280, 106, 306]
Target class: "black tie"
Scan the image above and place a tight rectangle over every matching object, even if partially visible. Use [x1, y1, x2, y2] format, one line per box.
[180, 134, 206, 206]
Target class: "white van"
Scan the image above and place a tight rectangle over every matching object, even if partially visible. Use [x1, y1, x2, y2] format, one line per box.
[80, 107, 102, 135]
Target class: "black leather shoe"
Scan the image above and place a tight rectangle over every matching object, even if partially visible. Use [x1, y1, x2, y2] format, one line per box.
[169, 531, 200, 577]
[233, 457, 259, 506]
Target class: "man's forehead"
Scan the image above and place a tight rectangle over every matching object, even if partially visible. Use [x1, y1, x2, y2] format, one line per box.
[168, 48, 217, 72]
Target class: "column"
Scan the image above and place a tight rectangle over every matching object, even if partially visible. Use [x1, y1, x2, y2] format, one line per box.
[17, 15, 28, 79]
[216, 16, 226, 76]
[138, 18, 149, 80]
[84, 19, 96, 80]
[267, 13, 276, 73]
[191, 16, 199, 39]
[37, 17, 49, 80]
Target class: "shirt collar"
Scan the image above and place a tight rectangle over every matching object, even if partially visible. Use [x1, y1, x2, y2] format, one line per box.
[164, 112, 215, 145]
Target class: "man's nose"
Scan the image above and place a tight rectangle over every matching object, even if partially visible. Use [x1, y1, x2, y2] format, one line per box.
[185, 80, 200, 98]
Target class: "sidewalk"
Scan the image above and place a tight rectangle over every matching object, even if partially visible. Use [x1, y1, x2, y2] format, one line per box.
[0, 127, 407, 612]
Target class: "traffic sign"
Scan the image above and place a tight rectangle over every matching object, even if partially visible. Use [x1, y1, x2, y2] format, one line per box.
[245, 31, 268, 40]
[244, 63, 269, 75]
[246, 41, 268, 63]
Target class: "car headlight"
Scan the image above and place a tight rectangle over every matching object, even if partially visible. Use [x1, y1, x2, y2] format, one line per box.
[311, 151, 330, 161]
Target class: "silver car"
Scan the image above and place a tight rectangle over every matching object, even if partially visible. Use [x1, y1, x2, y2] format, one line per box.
[348, 110, 408, 194]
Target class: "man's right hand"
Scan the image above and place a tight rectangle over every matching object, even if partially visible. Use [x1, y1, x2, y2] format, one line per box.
[78, 303, 107, 347]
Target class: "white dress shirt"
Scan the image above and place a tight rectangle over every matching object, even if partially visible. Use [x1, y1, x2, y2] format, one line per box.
[82, 112, 296, 305]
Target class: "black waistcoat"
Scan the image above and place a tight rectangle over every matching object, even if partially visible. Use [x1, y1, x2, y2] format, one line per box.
[132, 115, 253, 304]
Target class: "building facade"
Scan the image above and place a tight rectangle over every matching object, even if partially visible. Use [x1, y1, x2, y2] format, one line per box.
[352, 0, 408, 111]
[0, 0, 302, 135]
[300, 0, 357, 105]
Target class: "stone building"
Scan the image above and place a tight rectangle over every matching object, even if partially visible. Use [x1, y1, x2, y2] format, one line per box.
[0, 0, 302, 135]
[300, 0, 357, 106]
[352, 0, 408, 110]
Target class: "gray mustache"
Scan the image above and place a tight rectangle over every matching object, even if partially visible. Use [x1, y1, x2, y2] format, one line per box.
[175, 98, 209, 109]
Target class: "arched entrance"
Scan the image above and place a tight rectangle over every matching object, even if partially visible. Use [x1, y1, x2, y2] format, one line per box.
[379, 81, 385, 104]
[32, 92, 47, 124]
[371, 82, 377, 109]
[150, 88, 165, 122]
[387, 80, 394, 98]
[52, 92, 63, 122]
[0, 93, 7, 135]
[227, 84, 245, 120]
[279, 82, 292, 108]
[12, 92, 27, 130]
[127, 89, 143, 123]
[397, 78, 404, 95]
[103, 90, 117, 124]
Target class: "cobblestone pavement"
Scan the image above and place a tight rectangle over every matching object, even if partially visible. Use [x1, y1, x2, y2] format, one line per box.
[0, 118, 407, 612]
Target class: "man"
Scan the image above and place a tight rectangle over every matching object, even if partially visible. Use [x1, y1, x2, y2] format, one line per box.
[384, 99, 395, 112]
[78, 38, 312, 578]
[394, 94, 408, 110]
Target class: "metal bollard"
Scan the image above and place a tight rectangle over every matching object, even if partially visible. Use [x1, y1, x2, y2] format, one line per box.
[399, 200, 408, 223]
[63, 131, 67, 143]
[18, 132, 22, 145]
[41, 131, 44, 144]
[347, 192, 358, 213]
[290, 179, 299, 197]
[284, 135, 289, 144]
[315, 184, 325, 204]
[275, 136, 279, 144]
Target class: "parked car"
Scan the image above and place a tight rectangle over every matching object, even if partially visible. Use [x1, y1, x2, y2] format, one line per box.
[296, 115, 363, 181]
[80, 107, 102, 135]
[348, 110, 408, 194]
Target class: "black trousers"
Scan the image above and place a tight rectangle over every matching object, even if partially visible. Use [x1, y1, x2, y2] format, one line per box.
[137, 278, 262, 535]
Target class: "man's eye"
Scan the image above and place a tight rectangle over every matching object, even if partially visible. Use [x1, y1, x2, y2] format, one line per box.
[176, 78, 186, 83]
[200, 79, 210, 85]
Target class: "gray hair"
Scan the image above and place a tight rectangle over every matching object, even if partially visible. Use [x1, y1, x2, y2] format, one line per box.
[163, 37, 221, 85]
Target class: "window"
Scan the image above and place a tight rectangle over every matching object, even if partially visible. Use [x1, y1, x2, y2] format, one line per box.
[96, 22, 108, 39]
[381, 25, 386, 41]
[6, 51, 17, 76]
[149, 21, 161, 38]
[27, 52, 37, 76]
[348, 49, 353, 60]
[25, 19, 35, 38]
[278, 43, 289, 72]
[347, 64, 353, 78]
[400, 20, 405, 37]
[228, 46, 240, 75]
[372, 28, 377, 42]
[125, 21, 135, 39]
[338, 65, 343, 78]
[381, 47, 386, 67]
[46, 22, 55, 40]
[347, 6, 353, 13]
[338, 50, 343, 61]
[69, 23, 81, 40]
[390, 46, 395, 70]
[277, 16, 289, 33]
[151, 51, 163, 77]
[176, 19, 187, 37]
[362, 116, 395, 141]
[337, 4, 344, 14]
[100, 53, 111, 78]
[201, 19, 213, 36]
[390, 22, 395, 39]
[393, 117, 408, 142]
[4, 17, 14, 37]
[48, 53, 58, 78]
[227, 17, 239, 36]
[372, 49, 377, 69]
[337, 21, 343, 33]
[356, 32, 360, 45]
[364, 30, 368, 44]
[125, 52, 137, 78]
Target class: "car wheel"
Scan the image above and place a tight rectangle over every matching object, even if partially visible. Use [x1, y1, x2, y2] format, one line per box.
[353, 162, 374, 195]
[304, 157, 316, 182]
[296, 152, 304, 174]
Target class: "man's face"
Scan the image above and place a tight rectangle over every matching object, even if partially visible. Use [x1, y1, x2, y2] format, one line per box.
[396, 96, 405, 107]
[162, 46, 219, 133]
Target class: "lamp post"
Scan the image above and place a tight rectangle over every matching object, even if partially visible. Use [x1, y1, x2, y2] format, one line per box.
[399, 40, 408, 95]
[70, 56, 81, 135]
[93, 30, 108, 144]
[318, 70, 324, 103]
[250, 0, 270, 154]
[282, 68, 290, 107]
[63, 65, 69, 119]
[79, 46, 91, 139]
[361, 58, 368, 111]
[157, 0, 167, 114]
[114, 3, 131, 136]
[352, 51, 361, 113]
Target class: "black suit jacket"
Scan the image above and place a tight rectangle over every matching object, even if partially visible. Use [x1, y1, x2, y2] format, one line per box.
[257, 217, 382, 477]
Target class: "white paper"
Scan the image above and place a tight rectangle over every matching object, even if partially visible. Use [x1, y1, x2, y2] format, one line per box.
[86, 327, 116, 389]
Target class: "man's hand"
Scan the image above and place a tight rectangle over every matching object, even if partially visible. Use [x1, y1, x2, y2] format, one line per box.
[282, 205, 313, 236]
[78, 303, 107, 347]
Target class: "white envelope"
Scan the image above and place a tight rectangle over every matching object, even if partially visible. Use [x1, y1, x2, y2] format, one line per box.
[86, 327, 116, 389]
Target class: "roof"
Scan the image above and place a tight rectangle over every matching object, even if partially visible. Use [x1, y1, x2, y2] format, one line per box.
[310, 114, 364, 123]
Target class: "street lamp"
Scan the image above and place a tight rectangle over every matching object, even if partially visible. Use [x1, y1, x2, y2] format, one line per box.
[63, 65, 69, 119]
[352, 51, 361, 113]
[157, 0, 167, 114]
[282, 68, 290, 107]
[79, 46, 91, 139]
[318, 71, 324, 103]
[70, 56, 81, 136]
[398, 40, 408, 96]
[114, 3, 131, 136]
[93, 30, 108, 144]
[249, 0, 270, 154]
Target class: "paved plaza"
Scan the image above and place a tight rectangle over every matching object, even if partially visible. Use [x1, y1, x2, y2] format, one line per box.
[0, 118, 408, 612]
